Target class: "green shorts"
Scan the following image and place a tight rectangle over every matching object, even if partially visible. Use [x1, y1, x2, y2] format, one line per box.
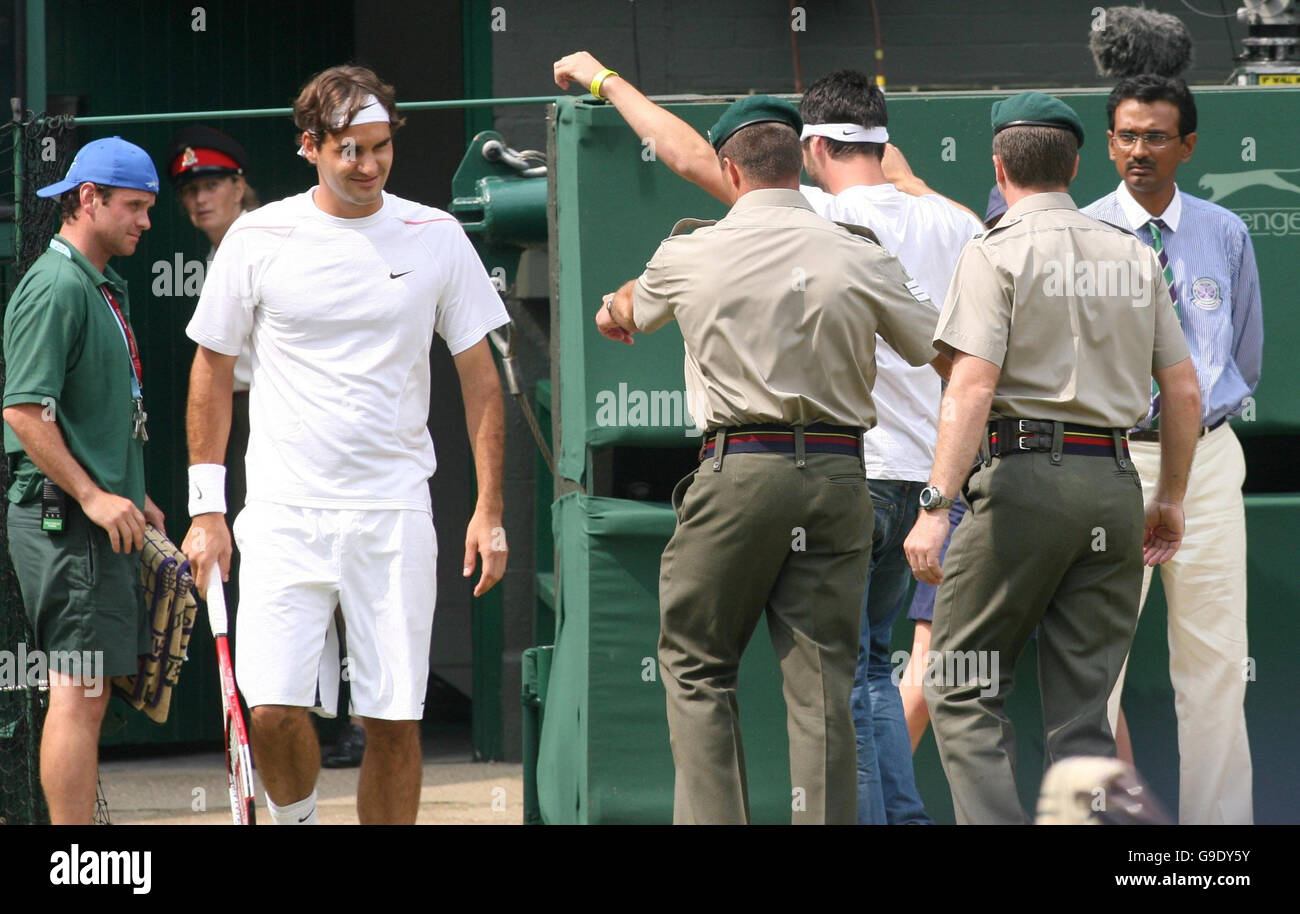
[6, 500, 148, 679]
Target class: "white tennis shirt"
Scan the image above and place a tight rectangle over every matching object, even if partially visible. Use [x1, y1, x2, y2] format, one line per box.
[187, 188, 509, 511]
[801, 183, 981, 482]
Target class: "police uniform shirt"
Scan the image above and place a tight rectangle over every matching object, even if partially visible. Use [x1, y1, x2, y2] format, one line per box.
[933, 192, 1190, 429]
[632, 188, 938, 432]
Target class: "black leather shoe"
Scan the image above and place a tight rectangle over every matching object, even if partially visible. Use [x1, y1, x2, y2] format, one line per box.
[321, 722, 366, 768]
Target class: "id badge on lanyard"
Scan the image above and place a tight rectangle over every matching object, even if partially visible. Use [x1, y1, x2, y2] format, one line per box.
[99, 286, 148, 442]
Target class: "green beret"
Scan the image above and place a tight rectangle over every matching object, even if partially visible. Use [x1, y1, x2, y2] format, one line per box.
[708, 95, 803, 151]
[991, 92, 1085, 148]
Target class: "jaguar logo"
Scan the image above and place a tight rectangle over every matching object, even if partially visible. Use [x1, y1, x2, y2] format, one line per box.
[1198, 168, 1300, 203]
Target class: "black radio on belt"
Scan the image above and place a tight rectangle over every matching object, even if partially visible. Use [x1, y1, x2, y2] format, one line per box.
[41, 477, 66, 533]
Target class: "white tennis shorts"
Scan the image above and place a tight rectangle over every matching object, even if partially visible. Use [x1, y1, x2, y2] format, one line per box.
[232, 502, 437, 720]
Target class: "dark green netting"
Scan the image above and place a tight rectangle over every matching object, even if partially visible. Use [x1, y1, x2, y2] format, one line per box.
[0, 114, 78, 825]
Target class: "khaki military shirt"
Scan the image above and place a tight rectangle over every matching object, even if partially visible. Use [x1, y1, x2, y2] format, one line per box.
[934, 192, 1190, 428]
[632, 188, 938, 431]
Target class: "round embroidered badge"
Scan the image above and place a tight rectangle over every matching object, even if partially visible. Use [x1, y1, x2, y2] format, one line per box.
[1190, 277, 1222, 310]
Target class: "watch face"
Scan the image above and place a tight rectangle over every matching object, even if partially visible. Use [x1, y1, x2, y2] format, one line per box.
[920, 487, 936, 508]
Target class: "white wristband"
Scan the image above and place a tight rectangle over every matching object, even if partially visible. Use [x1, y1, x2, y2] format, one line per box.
[188, 463, 227, 516]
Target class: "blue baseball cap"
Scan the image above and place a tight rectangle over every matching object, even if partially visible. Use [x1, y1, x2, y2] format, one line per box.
[36, 136, 161, 198]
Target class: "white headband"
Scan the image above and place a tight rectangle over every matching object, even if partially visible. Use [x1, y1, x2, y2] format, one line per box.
[800, 123, 889, 144]
[297, 94, 391, 156]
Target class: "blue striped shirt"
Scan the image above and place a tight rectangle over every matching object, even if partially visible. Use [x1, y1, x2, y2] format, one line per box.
[1083, 182, 1263, 428]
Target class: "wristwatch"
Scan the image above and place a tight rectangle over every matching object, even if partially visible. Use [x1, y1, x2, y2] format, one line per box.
[918, 485, 954, 512]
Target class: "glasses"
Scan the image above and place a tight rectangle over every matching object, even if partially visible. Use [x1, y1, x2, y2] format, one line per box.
[1113, 131, 1183, 150]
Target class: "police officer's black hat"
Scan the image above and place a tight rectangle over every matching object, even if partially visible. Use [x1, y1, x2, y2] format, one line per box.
[164, 125, 249, 187]
[707, 96, 803, 151]
[991, 92, 1085, 148]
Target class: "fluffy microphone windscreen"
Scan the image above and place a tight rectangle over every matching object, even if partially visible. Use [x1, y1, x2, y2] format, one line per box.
[1090, 6, 1195, 78]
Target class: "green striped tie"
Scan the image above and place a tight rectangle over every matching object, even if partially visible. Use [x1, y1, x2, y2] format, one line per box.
[1148, 219, 1179, 315]
[1147, 218, 1180, 428]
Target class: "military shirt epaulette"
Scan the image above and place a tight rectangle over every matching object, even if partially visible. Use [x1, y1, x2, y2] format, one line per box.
[669, 217, 717, 236]
[1095, 218, 1138, 237]
[979, 213, 1022, 239]
[833, 221, 882, 246]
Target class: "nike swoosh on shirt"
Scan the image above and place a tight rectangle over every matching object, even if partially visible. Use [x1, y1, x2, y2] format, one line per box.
[389, 270, 413, 279]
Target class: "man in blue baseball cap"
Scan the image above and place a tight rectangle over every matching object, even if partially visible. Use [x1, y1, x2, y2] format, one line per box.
[3, 135, 165, 823]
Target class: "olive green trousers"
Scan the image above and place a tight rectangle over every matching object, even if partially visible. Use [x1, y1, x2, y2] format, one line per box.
[927, 449, 1145, 824]
[658, 451, 872, 825]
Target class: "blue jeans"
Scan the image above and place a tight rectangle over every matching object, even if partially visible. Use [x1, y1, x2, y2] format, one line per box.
[854, 479, 932, 825]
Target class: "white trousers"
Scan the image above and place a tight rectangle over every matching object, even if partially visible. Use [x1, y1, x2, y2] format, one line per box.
[1107, 423, 1253, 824]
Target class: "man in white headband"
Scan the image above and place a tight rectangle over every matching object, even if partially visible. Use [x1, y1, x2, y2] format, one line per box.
[182, 64, 510, 824]
[801, 121, 890, 145]
[554, 53, 982, 824]
[295, 92, 391, 156]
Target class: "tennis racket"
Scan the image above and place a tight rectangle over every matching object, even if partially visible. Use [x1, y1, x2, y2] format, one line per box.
[206, 577, 257, 824]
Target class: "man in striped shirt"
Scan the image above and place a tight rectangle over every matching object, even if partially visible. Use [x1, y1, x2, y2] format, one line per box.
[1083, 74, 1262, 825]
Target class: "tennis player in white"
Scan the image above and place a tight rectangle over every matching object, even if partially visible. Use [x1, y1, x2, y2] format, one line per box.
[182, 65, 509, 825]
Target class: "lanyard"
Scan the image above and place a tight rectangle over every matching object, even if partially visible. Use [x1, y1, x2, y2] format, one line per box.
[99, 284, 143, 398]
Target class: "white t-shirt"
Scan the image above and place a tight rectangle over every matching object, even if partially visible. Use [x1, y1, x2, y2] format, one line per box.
[801, 183, 981, 481]
[186, 189, 509, 511]
[205, 241, 253, 393]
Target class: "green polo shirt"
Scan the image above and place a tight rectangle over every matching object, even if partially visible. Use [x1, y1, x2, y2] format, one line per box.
[3, 235, 145, 508]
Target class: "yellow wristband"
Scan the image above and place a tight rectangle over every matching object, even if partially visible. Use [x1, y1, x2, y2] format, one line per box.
[590, 68, 618, 99]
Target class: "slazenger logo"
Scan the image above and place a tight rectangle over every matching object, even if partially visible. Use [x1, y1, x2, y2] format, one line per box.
[50, 844, 152, 894]
[1198, 168, 1300, 203]
[1199, 167, 1300, 237]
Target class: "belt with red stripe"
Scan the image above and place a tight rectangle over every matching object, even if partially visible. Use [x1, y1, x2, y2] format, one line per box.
[701, 423, 863, 462]
[987, 418, 1129, 460]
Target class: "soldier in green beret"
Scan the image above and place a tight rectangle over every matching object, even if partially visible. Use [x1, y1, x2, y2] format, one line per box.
[595, 95, 948, 824]
[901, 92, 1201, 823]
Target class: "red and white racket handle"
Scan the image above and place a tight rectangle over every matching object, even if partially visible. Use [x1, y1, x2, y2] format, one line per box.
[206, 576, 229, 639]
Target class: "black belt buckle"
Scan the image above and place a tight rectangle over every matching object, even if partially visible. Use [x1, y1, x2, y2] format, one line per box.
[1015, 419, 1049, 451]
[989, 418, 1053, 456]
